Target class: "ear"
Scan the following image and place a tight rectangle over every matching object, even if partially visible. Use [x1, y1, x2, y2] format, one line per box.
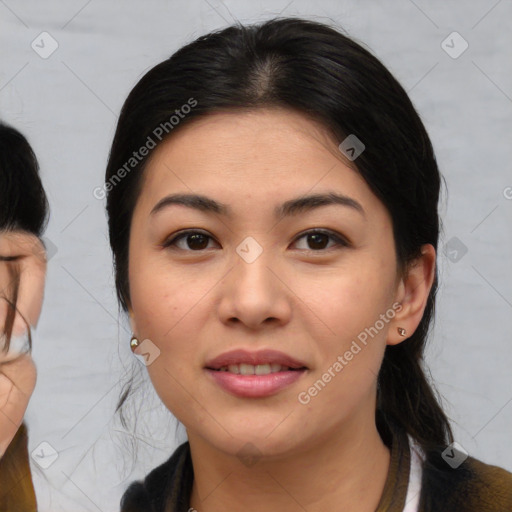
[0, 231, 47, 337]
[387, 243, 436, 346]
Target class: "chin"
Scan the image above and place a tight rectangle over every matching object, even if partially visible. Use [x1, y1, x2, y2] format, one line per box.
[188, 415, 311, 462]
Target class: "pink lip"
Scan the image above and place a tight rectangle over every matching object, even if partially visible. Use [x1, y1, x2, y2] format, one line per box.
[205, 368, 307, 398]
[204, 349, 308, 398]
[204, 349, 307, 370]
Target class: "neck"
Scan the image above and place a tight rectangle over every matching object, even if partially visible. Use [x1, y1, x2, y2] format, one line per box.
[187, 410, 391, 512]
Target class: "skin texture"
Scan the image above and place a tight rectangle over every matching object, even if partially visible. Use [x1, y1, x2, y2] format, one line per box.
[127, 108, 435, 511]
[0, 232, 46, 458]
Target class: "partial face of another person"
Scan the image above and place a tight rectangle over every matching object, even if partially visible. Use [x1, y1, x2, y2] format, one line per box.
[0, 232, 46, 457]
[127, 108, 433, 459]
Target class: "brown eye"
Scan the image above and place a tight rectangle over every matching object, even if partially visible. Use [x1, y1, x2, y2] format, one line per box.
[305, 233, 329, 250]
[163, 230, 216, 251]
[293, 229, 350, 251]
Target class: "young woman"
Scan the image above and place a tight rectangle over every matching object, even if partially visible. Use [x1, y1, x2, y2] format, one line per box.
[103, 17, 512, 512]
[0, 121, 49, 511]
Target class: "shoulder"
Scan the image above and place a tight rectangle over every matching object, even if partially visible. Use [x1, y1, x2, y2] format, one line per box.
[461, 456, 512, 507]
[420, 448, 512, 512]
[0, 422, 38, 511]
[120, 441, 192, 512]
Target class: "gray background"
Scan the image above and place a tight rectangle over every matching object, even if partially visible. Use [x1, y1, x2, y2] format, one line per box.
[1, 1, 511, 510]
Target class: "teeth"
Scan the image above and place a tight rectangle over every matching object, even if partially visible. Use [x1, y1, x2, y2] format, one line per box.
[217, 363, 292, 374]
[240, 363, 254, 375]
[255, 364, 271, 375]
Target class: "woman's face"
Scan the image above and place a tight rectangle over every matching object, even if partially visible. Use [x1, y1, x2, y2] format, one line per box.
[0, 231, 46, 457]
[127, 108, 415, 459]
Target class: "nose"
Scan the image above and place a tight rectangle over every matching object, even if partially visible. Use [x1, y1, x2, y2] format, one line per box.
[217, 242, 292, 331]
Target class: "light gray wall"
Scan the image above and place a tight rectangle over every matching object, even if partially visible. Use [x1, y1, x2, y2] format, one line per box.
[1, 1, 511, 510]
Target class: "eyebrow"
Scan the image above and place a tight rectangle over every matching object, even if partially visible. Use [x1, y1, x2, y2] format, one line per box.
[150, 192, 365, 219]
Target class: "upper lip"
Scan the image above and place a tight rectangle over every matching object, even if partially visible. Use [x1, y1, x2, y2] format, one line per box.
[205, 349, 308, 370]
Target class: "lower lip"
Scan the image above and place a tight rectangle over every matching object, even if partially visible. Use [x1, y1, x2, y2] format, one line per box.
[205, 368, 307, 398]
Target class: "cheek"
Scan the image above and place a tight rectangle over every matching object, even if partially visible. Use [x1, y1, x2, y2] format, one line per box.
[304, 254, 395, 335]
[0, 265, 8, 292]
[130, 261, 213, 341]
[297, 253, 395, 396]
[128, 255, 217, 407]
[128, 266, 201, 417]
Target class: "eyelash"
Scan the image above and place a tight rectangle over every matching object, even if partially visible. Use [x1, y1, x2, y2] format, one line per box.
[162, 229, 351, 253]
[0, 256, 21, 262]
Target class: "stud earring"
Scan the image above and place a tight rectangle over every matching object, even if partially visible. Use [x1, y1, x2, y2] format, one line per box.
[130, 335, 140, 352]
[397, 327, 407, 337]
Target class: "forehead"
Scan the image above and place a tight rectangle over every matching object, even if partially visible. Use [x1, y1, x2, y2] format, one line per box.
[135, 108, 383, 219]
[149, 108, 343, 170]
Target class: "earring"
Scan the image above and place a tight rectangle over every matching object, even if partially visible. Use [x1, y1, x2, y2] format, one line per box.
[130, 335, 140, 352]
[397, 327, 407, 337]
